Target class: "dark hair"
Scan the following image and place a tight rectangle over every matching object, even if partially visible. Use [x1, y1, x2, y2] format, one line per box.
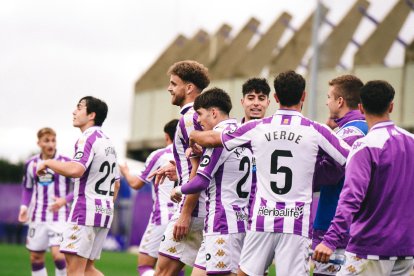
[273, 70, 305, 107]
[329, 75, 364, 109]
[242, 78, 271, 96]
[360, 80, 395, 115]
[193, 87, 232, 115]
[167, 60, 210, 91]
[79, 96, 108, 126]
[164, 119, 179, 141]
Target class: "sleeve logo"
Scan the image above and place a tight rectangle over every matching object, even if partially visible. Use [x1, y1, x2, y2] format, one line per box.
[74, 151, 84, 160]
[200, 155, 211, 167]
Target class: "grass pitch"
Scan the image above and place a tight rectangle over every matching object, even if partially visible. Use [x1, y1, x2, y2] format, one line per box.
[0, 243, 279, 275]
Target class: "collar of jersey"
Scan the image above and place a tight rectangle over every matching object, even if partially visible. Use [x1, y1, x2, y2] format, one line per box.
[180, 102, 194, 115]
[370, 120, 394, 131]
[213, 118, 238, 130]
[274, 109, 303, 117]
[83, 126, 102, 134]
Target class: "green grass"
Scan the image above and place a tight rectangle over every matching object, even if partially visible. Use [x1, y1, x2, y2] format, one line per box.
[0, 243, 280, 275]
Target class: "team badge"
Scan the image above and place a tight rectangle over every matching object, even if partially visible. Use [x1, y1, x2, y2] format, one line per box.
[215, 238, 225, 245]
[167, 247, 177, 253]
[200, 155, 211, 167]
[215, 249, 226, 257]
[37, 172, 54, 186]
[216, 262, 227, 269]
[74, 151, 84, 160]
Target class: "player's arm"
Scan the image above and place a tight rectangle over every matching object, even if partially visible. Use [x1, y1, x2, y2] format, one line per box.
[37, 160, 85, 178]
[314, 145, 371, 262]
[19, 161, 34, 223]
[113, 179, 121, 203]
[190, 130, 222, 148]
[173, 156, 201, 241]
[119, 162, 145, 190]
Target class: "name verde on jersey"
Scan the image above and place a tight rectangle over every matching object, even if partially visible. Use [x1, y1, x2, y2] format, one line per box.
[69, 126, 119, 228]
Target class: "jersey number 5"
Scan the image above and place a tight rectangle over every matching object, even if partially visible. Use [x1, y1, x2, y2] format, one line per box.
[270, 150, 293, 195]
[95, 161, 116, 196]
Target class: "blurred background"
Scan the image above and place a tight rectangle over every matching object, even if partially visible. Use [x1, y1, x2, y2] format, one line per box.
[1, 0, 413, 252]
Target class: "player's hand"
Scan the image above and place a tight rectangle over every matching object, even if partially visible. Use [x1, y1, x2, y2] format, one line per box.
[36, 162, 48, 176]
[313, 243, 333, 263]
[49, 196, 67, 212]
[149, 161, 177, 184]
[170, 187, 182, 203]
[164, 160, 178, 182]
[18, 206, 29, 223]
[190, 143, 203, 157]
[118, 162, 130, 177]
[173, 213, 190, 241]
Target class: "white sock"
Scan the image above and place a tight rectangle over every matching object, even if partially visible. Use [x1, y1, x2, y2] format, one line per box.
[141, 269, 155, 276]
[55, 268, 67, 276]
[32, 267, 47, 276]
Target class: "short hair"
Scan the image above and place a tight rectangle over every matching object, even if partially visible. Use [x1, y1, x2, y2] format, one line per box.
[79, 96, 108, 126]
[164, 119, 179, 141]
[329, 75, 364, 109]
[167, 60, 210, 91]
[193, 87, 232, 115]
[360, 80, 395, 115]
[242, 78, 271, 97]
[273, 70, 306, 107]
[37, 127, 56, 139]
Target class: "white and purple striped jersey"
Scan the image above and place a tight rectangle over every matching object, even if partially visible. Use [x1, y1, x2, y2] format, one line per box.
[138, 144, 177, 225]
[173, 103, 206, 219]
[197, 119, 252, 235]
[221, 109, 350, 238]
[21, 153, 72, 222]
[323, 121, 414, 259]
[69, 126, 119, 229]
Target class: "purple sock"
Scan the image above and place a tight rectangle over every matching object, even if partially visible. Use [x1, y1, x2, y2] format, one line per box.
[137, 265, 154, 275]
[32, 262, 45, 272]
[177, 270, 185, 276]
[54, 259, 66, 270]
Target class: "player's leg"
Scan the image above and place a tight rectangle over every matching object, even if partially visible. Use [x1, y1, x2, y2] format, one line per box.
[85, 260, 104, 276]
[49, 222, 67, 276]
[64, 253, 88, 275]
[138, 223, 165, 276]
[138, 253, 157, 276]
[155, 255, 185, 276]
[27, 223, 49, 276]
[238, 231, 275, 276]
[29, 251, 48, 276]
[50, 246, 67, 276]
[274, 233, 310, 276]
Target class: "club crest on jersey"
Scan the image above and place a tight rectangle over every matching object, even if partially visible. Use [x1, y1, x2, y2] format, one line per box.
[200, 155, 211, 167]
[37, 172, 54, 186]
[74, 151, 83, 160]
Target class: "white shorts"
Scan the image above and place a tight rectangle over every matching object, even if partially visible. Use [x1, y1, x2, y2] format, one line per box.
[195, 233, 245, 274]
[139, 222, 168, 258]
[337, 251, 414, 276]
[158, 217, 204, 266]
[239, 231, 310, 276]
[59, 223, 109, 260]
[313, 248, 345, 275]
[26, 222, 65, 251]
